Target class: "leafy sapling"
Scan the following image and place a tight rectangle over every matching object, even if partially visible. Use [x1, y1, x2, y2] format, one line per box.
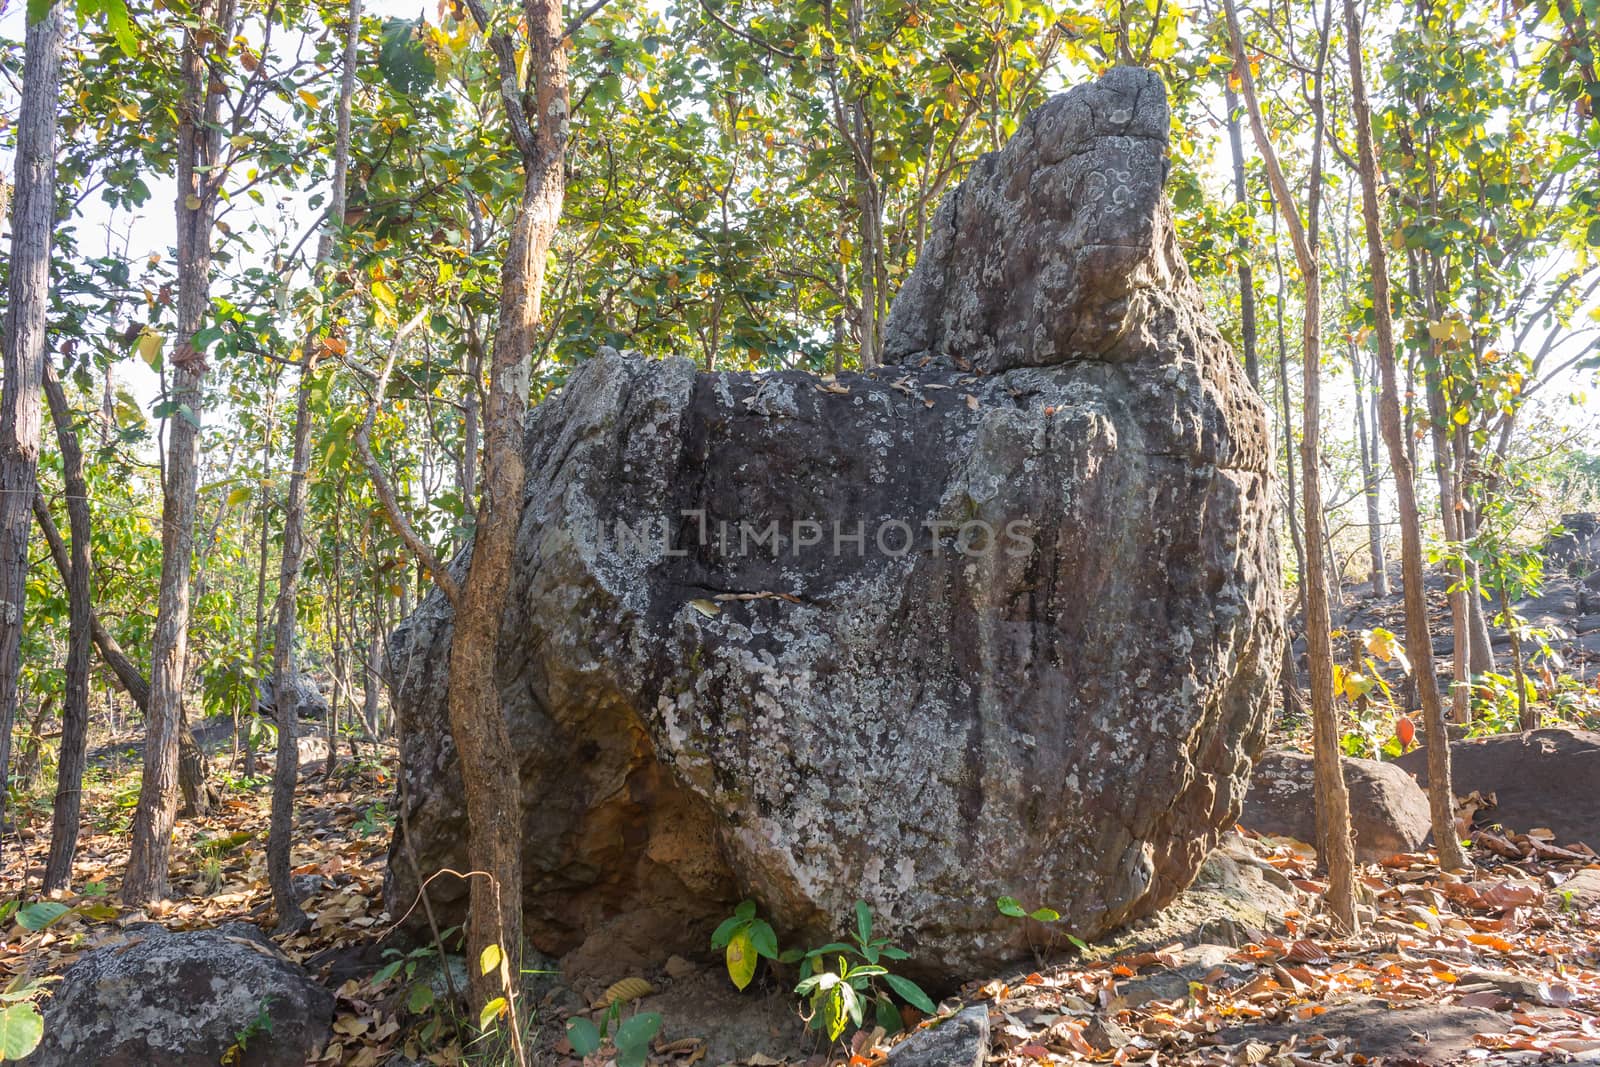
[784, 901, 936, 1041]
[710, 899, 780, 990]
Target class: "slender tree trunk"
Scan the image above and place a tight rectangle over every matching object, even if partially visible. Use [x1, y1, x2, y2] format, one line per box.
[1224, 83, 1260, 390]
[125, 0, 239, 905]
[40, 367, 91, 890]
[1271, 217, 1308, 719]
[246, 378, 280, 779]
[1423, 350, 1472, 723]
[0, 0, 65, 842]
[1228, 0, 1359, 930]
[267, 0, 362, 933]
[1343, 0, 1468, 870]
[1498, 580, 1534, 731]
[1352, 348, 1388, 595]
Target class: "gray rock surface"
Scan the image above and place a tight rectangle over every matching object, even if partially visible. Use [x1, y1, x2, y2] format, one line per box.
[885, 1005, 990, 1066]
[26, 923, 333, 1067]
[1240, 748, 1432, 862]
[387, 67, 1281, 983]
[258, 669, 328, 721]
[1395, 728, 1600, 849]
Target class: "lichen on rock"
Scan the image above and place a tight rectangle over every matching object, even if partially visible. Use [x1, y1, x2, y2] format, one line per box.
[386, 66, 1282, 984]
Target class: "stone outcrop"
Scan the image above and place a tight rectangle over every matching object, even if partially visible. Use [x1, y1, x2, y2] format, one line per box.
[1240, 749, 1432, 862]
[1396, 728, 1600, 849]
[26, 924, 333, 1067]
[386, 67, 1281, 983]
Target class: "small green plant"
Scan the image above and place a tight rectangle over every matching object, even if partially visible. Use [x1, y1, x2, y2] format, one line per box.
[566, 1006, 660, 1067]
[996, 896, 1089, 957]
[220, 996, 275, 1065]
[710, 900, 779, 990]
[784, 902, 935, 1042]
[0, 974, 51, 1062]
[354, 801, 394, 838]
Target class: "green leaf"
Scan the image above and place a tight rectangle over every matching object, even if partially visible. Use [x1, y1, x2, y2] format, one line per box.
[378, 18, 438, 96]
[882, 972, 936, 1014]
[709, 914, 742, 950]
[25, 0, 50, 27]
[734, 899, 757, 922]
[371, 960, 403, 987]
[0, 1002, 43, 1060]
[854, 900, 872, 946]
[405, 983, 434, 1014]
[614, 1012, 660, 1052]
[16, 903, 68, 931]
[996, 897, 1026, 918]
[566, 1017, 600, 1055]
[748, 920, 778, 960]
[1028, 907, 1060, 922]
[101, 0, 137, 56]
[874, 992, 901, 1033]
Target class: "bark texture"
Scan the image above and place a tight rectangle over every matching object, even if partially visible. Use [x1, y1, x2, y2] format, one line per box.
[1342, 0, 1467, 870]
[0, 0, 65, 837]
[124, 0, 239, 903]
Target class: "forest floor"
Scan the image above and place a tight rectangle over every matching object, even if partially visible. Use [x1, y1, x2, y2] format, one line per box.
[3, 738, 1600, 1066]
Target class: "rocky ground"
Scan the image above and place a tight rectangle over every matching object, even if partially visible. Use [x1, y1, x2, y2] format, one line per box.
[4, 737, 1599, 1066]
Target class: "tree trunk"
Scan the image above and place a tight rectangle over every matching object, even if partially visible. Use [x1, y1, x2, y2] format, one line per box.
[1224, 82, 1260, 390]
[246, 377, 280, 779]
[1227, 0, 1359, 931]
[0, 0, 65, 841]
[125, 0, 239, 905]
[1351, 348, 1388, 595]
[267, 0, 362, 933]
[1343, 0, 1468, 870]
[1423, 354, 1472, 724]
[40, 366, 91, 891]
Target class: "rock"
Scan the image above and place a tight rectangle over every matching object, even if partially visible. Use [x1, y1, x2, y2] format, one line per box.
[27, 924, 333, 1067]
[885, 1005, 990, 1067]
[258, 669, 328, 721]
[1219, 998, 1507, 1065]
[1552, 869, 1600, 913]
[1111, 943, 1252, 1007]
[1240, 748, 1432, 862]
[387, 68, 1282, 984]
[1395, 728, 1600, 849]
[1057, 835, 1305, 962]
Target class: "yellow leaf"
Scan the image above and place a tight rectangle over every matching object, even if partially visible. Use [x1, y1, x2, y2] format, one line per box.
[184, 194, 202, 211]
[115, 102, 139, 121]
[136, 327, 163, 365]
[478, 943, 502, 977]
[726, 928, 757, 991]
[596, 976, 653, 1008]
[225, 485, 252, 507]
[298, 89, 321, 110]
[477, 996, 507, 1031]
[370, 278, 397, 309]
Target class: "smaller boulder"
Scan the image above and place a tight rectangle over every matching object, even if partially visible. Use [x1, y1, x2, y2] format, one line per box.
[1395, 728, 1600, 849]
[258, 670, 329, 721]
[27, 923, 333, 1067]
[885, 1005, 990, 1067]
[1241, 749, 1431, 862]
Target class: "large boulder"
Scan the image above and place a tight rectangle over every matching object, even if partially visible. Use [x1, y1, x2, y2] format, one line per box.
[1395, 728, 1600, 849]
[387, 67, 1281, 982]
[26, 924, 333, 1066]
[1240, 748, 1432, 862]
